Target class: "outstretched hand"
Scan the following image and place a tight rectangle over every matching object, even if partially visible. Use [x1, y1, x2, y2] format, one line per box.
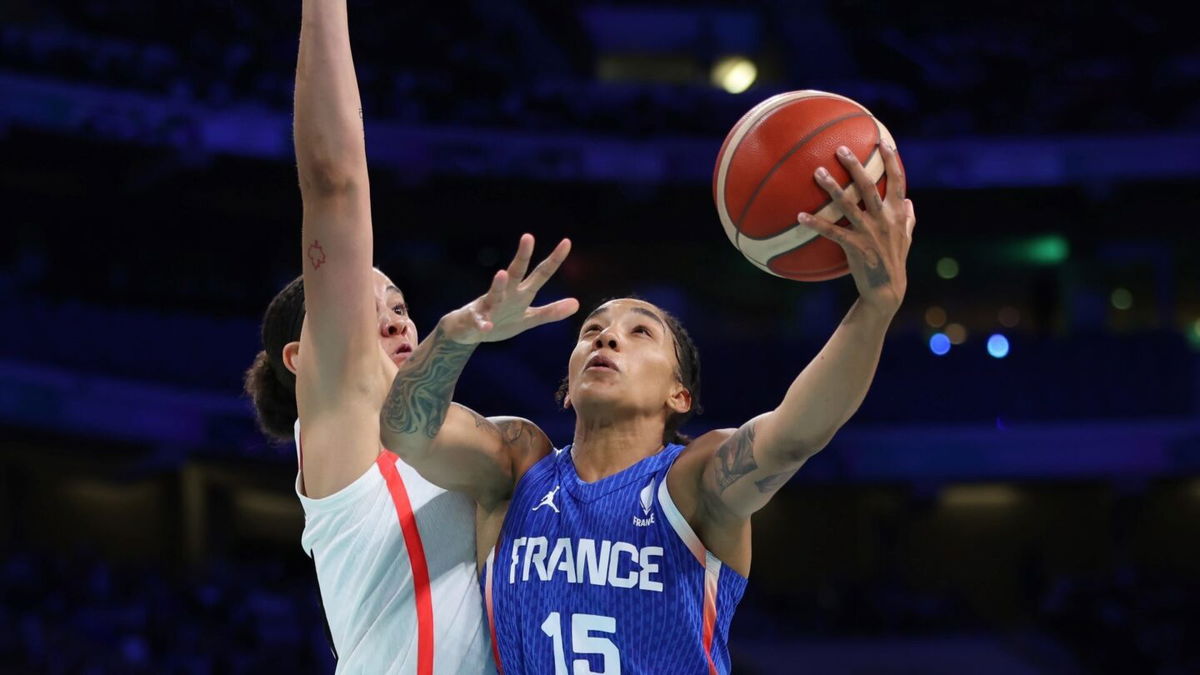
[440, 234, 580, 344]
[798, 143, 915, 316]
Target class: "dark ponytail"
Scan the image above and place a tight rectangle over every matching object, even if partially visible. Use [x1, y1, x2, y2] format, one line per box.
[244, 275, 306, 443]
[244, 350, 298, 441]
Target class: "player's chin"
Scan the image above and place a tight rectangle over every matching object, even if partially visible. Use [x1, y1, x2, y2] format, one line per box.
[571, 381, 624, 407]
[576, 373, 621, 394]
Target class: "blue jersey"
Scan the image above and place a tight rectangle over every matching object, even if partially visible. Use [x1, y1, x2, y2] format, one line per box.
[481, 444, 747, 674]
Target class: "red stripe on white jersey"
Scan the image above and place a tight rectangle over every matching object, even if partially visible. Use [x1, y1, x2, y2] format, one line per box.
[377, 453, 435, 675]
[484, 549, 505, 674]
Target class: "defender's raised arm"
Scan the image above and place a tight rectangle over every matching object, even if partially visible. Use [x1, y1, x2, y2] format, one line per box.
[379, 235, 578, 506]
[291, 0, 381, 498]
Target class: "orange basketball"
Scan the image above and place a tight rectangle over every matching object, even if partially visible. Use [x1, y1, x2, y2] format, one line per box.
[713, 90, 900, 281]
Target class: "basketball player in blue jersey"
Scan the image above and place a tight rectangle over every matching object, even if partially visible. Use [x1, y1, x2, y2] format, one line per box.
[380, 146, 915, 673]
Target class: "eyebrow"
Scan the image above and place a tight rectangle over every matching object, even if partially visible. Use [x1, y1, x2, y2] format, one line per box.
[631, 307, 667, 330]
[583, 307, 609, 323]
[385, 285, 404, 299]
[582, 306, 666, 330]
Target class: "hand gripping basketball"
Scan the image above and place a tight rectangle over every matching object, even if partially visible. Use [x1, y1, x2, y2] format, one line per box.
[798, 143, 915, 316]
[440, 234, 580, 345]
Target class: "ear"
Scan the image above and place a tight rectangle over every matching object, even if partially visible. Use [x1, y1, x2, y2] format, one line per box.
[281, 341, 301, 376]
[666, 382, 692, 415]
[563, 394, 573, 410]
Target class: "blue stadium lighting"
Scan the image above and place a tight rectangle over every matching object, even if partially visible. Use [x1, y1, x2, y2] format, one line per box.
[929, 333, 951, 356]
[987, 334, 1010, 359]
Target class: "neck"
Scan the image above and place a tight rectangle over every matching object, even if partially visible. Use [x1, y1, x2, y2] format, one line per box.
[372, 351, 399, 404]
[571, 411, 666, 482]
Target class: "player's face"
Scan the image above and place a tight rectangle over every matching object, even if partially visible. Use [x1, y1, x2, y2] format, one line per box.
[372, 269, 418, 367]
[567, 299, 687, 425]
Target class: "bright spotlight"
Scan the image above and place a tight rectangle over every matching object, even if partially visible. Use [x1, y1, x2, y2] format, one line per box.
[712, 56, 757, 94]
[987, 334, 1010, 359]
[929, 332, 951, 356]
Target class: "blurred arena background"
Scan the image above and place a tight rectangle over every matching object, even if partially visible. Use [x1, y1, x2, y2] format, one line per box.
[2, 0, 1200, 672]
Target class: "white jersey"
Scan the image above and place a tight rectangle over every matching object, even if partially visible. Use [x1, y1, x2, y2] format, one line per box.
[294, 422, 494, 674]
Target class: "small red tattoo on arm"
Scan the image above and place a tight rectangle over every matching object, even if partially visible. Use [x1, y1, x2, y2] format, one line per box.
[308, 240, 326, 270]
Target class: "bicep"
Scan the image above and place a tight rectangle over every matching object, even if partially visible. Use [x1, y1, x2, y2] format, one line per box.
[400, 405, 547, 507]
[697, 412, 812, 519]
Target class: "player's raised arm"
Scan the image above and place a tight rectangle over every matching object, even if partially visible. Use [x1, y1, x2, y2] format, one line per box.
[295, 0, 373, 380]
[291, 0, 380, 497]
[379, 235, 579, 506]
[687, 143, 916, 519]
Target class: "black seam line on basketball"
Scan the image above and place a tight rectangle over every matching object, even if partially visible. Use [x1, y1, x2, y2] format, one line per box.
[721, 93, 836, 228]
[733, 111, 870, 230]
[722, 94, 811, 163]
[739, 124, 882, 243]
[804, 129, 884, 224]
[718, 94, 811, 198]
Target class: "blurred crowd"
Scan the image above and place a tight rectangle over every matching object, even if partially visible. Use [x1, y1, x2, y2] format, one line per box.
[1040, 566, 1200, 674]
[0, 549, 334, 674]
[2, 0, 1197, 137]
[4, 545, 1200, 673]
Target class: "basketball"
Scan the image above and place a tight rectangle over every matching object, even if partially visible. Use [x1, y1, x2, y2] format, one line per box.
[713, 90, 900, 281]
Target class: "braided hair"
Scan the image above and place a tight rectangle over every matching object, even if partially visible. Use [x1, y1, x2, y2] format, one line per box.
[555, 300, 702, 446]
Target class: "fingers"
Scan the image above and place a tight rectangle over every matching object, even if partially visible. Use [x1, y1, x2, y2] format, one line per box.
[835, 146, 884, 216]
[527, 297, 581, 327]
[483, 269, 508, 307]
[505, 233, 535, 284]
[521, 238, 572, 293]
[798, 212, 861, 253]
[814, 166, 866, 229]
[881, 143, 906, 203]
[473, 269, 509, 333]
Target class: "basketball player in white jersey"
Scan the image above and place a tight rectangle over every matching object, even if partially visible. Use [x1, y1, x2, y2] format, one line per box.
[242, 1, 576, 672]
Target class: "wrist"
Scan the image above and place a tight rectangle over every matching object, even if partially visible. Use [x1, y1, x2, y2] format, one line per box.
[436, 314, 484, 347]
[856, 297, 900, 324]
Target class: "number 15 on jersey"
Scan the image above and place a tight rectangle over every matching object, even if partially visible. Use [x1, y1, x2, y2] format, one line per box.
[540, 611, 621, 675]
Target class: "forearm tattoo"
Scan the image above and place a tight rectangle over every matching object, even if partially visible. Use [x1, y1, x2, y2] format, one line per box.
[713, 421, 758, 492]
[308, 240, 326, 270]
[381, 325, 477, 439]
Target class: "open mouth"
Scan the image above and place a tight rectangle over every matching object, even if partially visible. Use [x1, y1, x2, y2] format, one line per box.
[393, 344, 413, 358]
[585, 353, 618, 372]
